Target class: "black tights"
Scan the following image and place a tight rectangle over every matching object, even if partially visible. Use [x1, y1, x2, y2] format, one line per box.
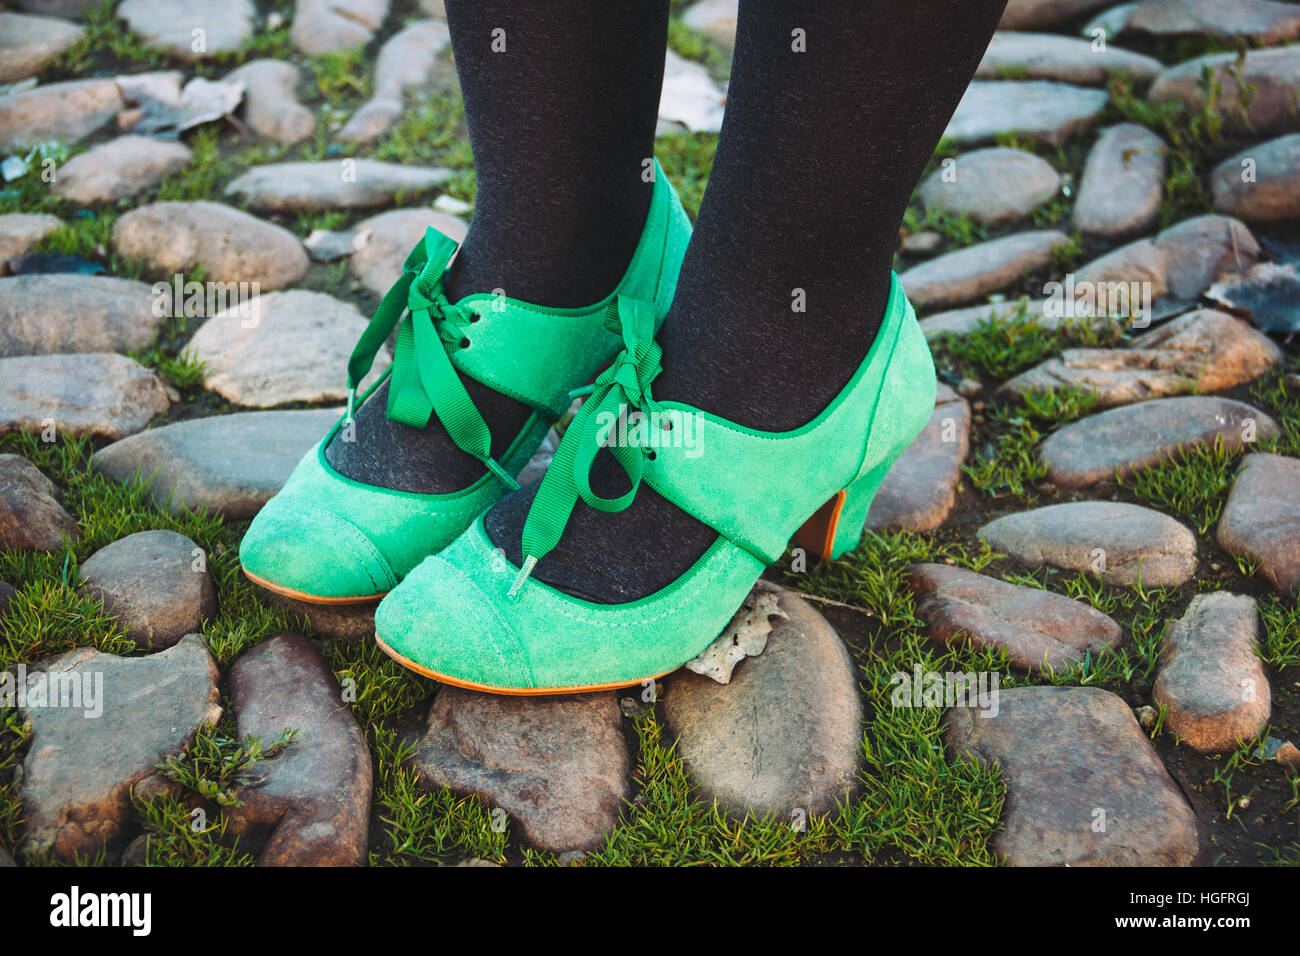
[334, 0, 1009, 602]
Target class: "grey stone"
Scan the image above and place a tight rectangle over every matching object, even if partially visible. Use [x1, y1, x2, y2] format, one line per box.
[662, 583, 862, 818]
[338, 19, 451, 144]
[1041, 396, 1278, 488]
[944, 685, 1199, 865]
[681, 0, 737, 49]
[0, 453, 78, 552]
[223, 60, 315, 146]
[1149, 46, 1300, 137]
[1082, 3, 1139, 40]
[116, 0, 254, 61]
[1000, 309, 1281, 407]
[918, 147, 1061, 225]
[0, 12, 84, 83]
[980, 501, 1197, 586]
[77, 530, 216, 651]
[0, 274, 162, 356]
[112, 201, 308, 290]
[1001, 0, 1117, 28]
[91, 408, 340, 519]
[0, 353, 171, 440]
[658, 49, 726, 134]
[1154, 591, 1271, 753]
[1126, 0, 1300, 44]
[976, 31, 1161, 86]
[291, 0, 388, 55]
[258, 589, 376, 642]
[1211, 133, 1300, 222]
[0, 213, 62, 275]
[1205, 261, 1300, 334]
[225, 160, 452, 213]
[187, 290, 389, 407]
[899, 230, 1070, 309]
[0, 78, 123, 150]
[18, 634, 222, 862]
[411, 687, 629, 853]
[1217, 453, 1300, 598]
[1073, 124, 1167, 237]
[866, 383, 969, 532]
[226, 634, 372, 866]
[944, 80, 1109, 145]
[51, 135, 191, 205]
[910, 563, 1122, 672]
[350, 208, 467, 297]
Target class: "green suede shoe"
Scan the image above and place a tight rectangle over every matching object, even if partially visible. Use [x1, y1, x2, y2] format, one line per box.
[239, 160, 692, 603]
[374, 273, 937, 692]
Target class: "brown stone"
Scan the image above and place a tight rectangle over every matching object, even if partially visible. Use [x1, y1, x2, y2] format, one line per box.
[900, 231, 1070, 310]
[1154, 591, 1271, 753]
[0, 353, 171, 440]
[0, 79, 123, 150]
[0, 453, 78, 553]
[0, 12, 85, 84]
[0, 274, 163, 356]
[918, 147, 1061, 225]
[223, 60, 315, 146]
[1217, 453, 1300, 597]
[1126, 0, 1300, 45]
[866, 383, 969, 532]
[910, 563, 1123, 671]
[1149, 46, 1300, 137]
[1073, 124, 1166, 237]
[944, 685, 1199, 865]
[52, 135, 190, 205]
[1211, 133, 1300, 222]
[227, 634, 373, 866]
[350, 208, 467, 297]
[0, 213, 62, 274]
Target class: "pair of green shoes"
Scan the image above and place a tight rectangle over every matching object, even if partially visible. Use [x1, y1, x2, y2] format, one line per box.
[240, 161, 937, 695]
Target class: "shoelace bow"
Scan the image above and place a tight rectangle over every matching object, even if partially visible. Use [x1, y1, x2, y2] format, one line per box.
[345, 226, 518, 489]
[510, 295, 662, 597]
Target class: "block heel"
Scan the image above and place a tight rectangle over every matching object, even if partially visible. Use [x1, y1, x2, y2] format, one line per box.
[794, 457, 893, 561]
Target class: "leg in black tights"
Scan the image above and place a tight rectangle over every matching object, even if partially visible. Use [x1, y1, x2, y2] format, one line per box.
[488, 0, 1009, 602]
[325, 0, 670, 494]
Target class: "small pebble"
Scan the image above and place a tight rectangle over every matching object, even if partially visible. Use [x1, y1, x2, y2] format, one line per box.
[1135, 705, 1157, 730]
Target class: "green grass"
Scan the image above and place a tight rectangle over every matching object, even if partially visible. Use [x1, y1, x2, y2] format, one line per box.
[963, 407, 1049, 502]
[1119, 437, 1239, 535]
[654, 132, 719, 220]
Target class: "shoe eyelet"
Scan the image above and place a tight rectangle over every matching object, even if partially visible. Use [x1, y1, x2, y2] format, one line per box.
[469, 313, 480, 323]
[460, 337, 471, 348]
[646, 450, 657, 461]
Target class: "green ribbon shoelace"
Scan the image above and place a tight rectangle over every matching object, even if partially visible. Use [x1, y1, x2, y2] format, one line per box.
[510, 295, 662, 597]
[345, 226, 518, 490]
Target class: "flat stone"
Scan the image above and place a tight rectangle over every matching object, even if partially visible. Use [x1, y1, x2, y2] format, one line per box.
[18, 634, 222, 862]
[1001, 0, 1117, 28]
[1072, 214, 1260, 302]
[682, 0, 738, 49]
[1211, 133, 1300, 222]
[1217, 453, 1300, 597]
[1083, 2, 1139, 39]
[291, 0, 388, 55]
[223, 60, 315, 146]
[411, 687, 629, 853]
[187, 290, 388, 407]
[0, 274, 161, 356]
[1073, 124, 1167, 237]
[225, 160, 452, 212]
[226, 634, 372, 866]
[944, 81, 1109, 146]
[982, 500, 1197, 586]
[918, 147, 1061, 225]
[659, 49, 726, 134]
[350, 208, 467, 297]
[662, 583, 862, 818]
[944, 685, 1199, 865]
[77, 530, 216, 651]
[17, 0, 97, 16]
[1206, 261, 1300, 334]
[1126, 0, 1300, 44]
[0, 213, 62, 275]
[910, 563, 1123, 671]
[92, 407, 340, 519]
[899, 230, 1070, 309]
[920, 297, 1052, 340]
[1149, 46, 1300, 137]
[1154, 592, 1271, 753]
[0, 12, 85, 83]
[976, 31, 1161, 86]
[51, 135, 191, 205]
[1000, 309, 1281, 407]
[866, 384, 969, 532]
[112, 201, 308, 290]
[0, 353, 170, 440]
[338, 19, 451, 144]
[117, 0, 254, 61]
[0, 78, 124, 150]
[1041, 396, 1278, 488]
[0, 453, 78, 552]
[258, 589, 376, 642]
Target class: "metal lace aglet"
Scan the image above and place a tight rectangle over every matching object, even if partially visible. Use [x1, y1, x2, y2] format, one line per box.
[568, 384, 596, 400]
[507, 555, 538, 600]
